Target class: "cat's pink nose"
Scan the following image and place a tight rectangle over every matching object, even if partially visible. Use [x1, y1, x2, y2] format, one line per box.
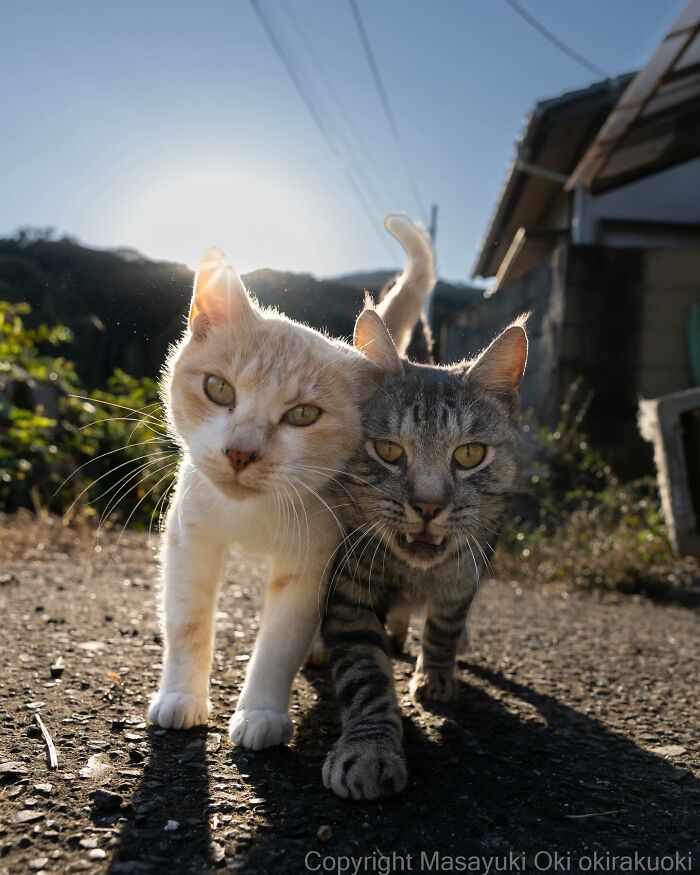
[413, 502, 442, 520]
[226, 448, 257, 472]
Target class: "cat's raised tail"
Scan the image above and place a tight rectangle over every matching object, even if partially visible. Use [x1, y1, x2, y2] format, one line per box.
[375, 214, 436, 357]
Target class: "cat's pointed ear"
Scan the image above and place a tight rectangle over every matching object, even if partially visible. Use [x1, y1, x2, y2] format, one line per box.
[354, 304, 403, 376]
[188, 247, 255, 336]
[457, 320, 528, 411]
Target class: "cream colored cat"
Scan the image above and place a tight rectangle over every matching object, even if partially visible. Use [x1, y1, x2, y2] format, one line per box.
[147, 215, 435, 749]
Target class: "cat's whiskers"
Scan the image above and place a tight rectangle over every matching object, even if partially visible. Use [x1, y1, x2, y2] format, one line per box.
[291, 464, 397, 500]
[118, 460, 182, 541]
[321, 516, 381, 621]
[330, 519, 383, 599]
[55, 437, 172, 497]
[64, 448, 177, 520]
[95, 452, 179, 530]
[366, 525, 389, 613]
[149, 469, 179, 543]
[284, 479, 311, 577]
[79, 415, 169, 441]
[69, 394, 165, 431]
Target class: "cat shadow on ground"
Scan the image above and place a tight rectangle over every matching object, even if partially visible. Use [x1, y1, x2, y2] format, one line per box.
[109, 726, 213, 874]
[227, 660, 699, 872]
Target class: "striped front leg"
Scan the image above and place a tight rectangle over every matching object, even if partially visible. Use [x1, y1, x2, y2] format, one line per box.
[321, 589, 407, 800]
[410, 594, 474, 702]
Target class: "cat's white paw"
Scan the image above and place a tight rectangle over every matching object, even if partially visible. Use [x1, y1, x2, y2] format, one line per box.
[228, 709, 294, 750]
[322, 738, 407, 800]
[410, 668, 459, 702]
[148, 691, 210, 729]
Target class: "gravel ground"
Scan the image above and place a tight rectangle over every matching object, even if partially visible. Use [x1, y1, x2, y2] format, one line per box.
[0, 520, 698, 874]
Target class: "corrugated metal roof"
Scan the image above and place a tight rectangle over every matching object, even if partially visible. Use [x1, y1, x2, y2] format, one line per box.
[472, 76, 632, 278]
[567, 1, 700, 192]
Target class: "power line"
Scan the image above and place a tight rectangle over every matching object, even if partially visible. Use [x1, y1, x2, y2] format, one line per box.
[248, 0, 395, 259]
[347, 0, 429, 224]
[503, 0, 609, 80]
[279, 0, 402, 211]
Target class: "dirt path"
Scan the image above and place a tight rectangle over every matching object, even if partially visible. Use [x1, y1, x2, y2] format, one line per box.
[0, 526, 698, 874]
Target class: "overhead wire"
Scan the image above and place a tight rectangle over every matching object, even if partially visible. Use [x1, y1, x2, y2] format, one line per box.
[279, 0, 403, 210]
[249, 0, 396, 259]
[503, 0, 610, 79]
[347, 0, 429, 225]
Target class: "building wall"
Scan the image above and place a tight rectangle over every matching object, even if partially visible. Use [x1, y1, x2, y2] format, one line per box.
[439, 258, 563, 425]
[438, 243, 700, 477]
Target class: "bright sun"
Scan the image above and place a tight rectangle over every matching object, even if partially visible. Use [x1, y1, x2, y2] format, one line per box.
[118, 170, 325, 275]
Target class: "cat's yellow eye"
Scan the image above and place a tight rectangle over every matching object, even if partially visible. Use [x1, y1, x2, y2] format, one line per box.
[204, 375, 235, 406]
[283, 404, 321, 427]
[374, 439, 404, 464]
[453, 443, 486, 470]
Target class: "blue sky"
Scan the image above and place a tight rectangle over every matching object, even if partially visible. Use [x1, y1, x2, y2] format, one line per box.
[0, 0, 684, 281]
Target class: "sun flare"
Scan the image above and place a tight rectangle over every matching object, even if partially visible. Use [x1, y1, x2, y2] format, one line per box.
[119, 170, 324, 274]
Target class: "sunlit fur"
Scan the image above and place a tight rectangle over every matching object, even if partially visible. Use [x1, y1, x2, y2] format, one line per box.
[164, 308, 371, 500]
[148, 217, 435, 749]
[344, 360, 521, 571]
[321, 319, 528, 800]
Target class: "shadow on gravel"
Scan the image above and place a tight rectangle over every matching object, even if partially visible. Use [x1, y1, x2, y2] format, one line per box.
[109, 727, 212, 874]
[227, 664, 699, 874]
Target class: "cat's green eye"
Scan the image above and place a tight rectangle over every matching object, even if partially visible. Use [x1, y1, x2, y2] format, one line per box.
[284, 404, 321, 427]
[204, 375, 235, 406]
[374, 439, 404, 464]
[453, 443, 486, 470]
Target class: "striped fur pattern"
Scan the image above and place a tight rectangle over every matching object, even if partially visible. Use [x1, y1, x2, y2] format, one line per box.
[322, 322, 527, 800]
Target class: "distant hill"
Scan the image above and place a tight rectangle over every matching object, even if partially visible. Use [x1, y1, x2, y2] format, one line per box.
[0, 231, 476, 388]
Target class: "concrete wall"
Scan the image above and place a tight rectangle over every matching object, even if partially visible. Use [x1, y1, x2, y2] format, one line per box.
[438, 257, 563, 426]
[437, 243, 700, 477]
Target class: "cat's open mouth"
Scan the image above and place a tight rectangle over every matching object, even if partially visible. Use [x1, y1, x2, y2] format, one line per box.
[397, 530, 446, 555]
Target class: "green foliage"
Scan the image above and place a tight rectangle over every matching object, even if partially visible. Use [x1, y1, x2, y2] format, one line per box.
[0, 301, 177, 527]
[501, 380, 674, 594]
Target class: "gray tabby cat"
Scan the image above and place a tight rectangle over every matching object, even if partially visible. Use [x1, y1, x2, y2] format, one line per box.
[321, 308, 528, 799]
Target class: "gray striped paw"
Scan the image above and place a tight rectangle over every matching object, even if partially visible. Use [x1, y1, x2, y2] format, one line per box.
[410, 668, 459, 702]
[322, 739, 407, 800]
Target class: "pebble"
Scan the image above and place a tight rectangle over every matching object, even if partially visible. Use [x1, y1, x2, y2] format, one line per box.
[34, 784, 53, 795]
[316, 824, 333, 842]
[650, 744, 686, 757]
[0, 761, 28, 780]
[12, 810, 44, 824]
[88, 848, 107, 861]
[164, 820, 179, 831]
[28, 858, 49, 871]
[209, 842, 225, 863]
[92, 789, 123, 811]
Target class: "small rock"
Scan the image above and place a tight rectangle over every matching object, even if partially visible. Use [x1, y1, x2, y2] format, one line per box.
[650, 744, 686, 757]
[206, 733, 222, 754]
[34, 784, 53, 795]
[164, 820, 179, 832]
[12, 810, 44, 824]
[80, 754, 110, 780]
[28, 858, 49, 871]
[88, 849, 107, 861]
[92, 789, 123, 811]
[50, 657, 65, 679]
[209, 841, 225, 864]
[0, 761, 28, 781]
[128, 749, 144, 764]
[316, 824, 333, 842]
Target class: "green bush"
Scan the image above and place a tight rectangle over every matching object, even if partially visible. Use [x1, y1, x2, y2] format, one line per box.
[500, 380, 676, 594]
[0, 301, 177, 527]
